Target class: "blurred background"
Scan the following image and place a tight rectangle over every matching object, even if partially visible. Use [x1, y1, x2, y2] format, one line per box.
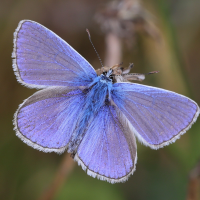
[1, 0, 200, 199]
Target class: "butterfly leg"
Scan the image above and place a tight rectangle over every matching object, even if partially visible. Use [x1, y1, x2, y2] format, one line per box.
[121, 63, 134, 74]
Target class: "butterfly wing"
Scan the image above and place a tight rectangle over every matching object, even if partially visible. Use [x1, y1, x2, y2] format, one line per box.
[75, 104, 137, 183]
[12, 20, 97, 89]
[14, 87, 86, 153]
[111, 83, 200, 149]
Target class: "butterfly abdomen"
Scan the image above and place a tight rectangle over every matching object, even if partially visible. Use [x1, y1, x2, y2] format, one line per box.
[68, 77, 112, 154]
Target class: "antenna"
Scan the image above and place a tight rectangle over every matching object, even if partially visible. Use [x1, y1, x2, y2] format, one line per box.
[86, 29, 104, 68]
[147, 71, 159, 75]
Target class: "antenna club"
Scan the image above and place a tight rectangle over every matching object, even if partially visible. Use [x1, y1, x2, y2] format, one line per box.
[86, 29, 91, 38]
[148, 71, 159, 74]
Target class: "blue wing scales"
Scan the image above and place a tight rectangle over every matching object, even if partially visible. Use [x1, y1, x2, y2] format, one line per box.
[12, 20, 97, 89]
[111, 82, 199, 149]
[75, 104, 137, 183]
[14, 87, 86, 153]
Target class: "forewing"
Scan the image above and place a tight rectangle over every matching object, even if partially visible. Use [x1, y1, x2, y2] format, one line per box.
[12, 20, 97, 89]
[14, 87, 86, 153]
[75, 104, 137, 183]
[111, 83, 200, 149]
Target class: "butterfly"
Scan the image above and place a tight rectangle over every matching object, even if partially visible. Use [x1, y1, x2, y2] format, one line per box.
[12, 20, 200, 183]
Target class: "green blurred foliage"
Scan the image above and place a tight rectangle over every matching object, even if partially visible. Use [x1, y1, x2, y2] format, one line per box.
[0, 0, 200, 199]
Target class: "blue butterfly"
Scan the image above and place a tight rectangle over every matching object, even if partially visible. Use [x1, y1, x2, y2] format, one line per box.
[12, 20, 200, 183]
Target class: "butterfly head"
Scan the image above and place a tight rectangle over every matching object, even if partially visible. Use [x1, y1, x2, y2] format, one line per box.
[96, 63, 133, 83]
[100, 69, 113, 84]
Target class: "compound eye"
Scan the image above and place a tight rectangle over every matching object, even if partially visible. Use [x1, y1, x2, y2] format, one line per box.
[109, 75, 114, 81]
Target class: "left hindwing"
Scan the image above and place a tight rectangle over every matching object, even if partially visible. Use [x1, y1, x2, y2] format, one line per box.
[111, 82, 200, 149]
[14, 87, 86, 154]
